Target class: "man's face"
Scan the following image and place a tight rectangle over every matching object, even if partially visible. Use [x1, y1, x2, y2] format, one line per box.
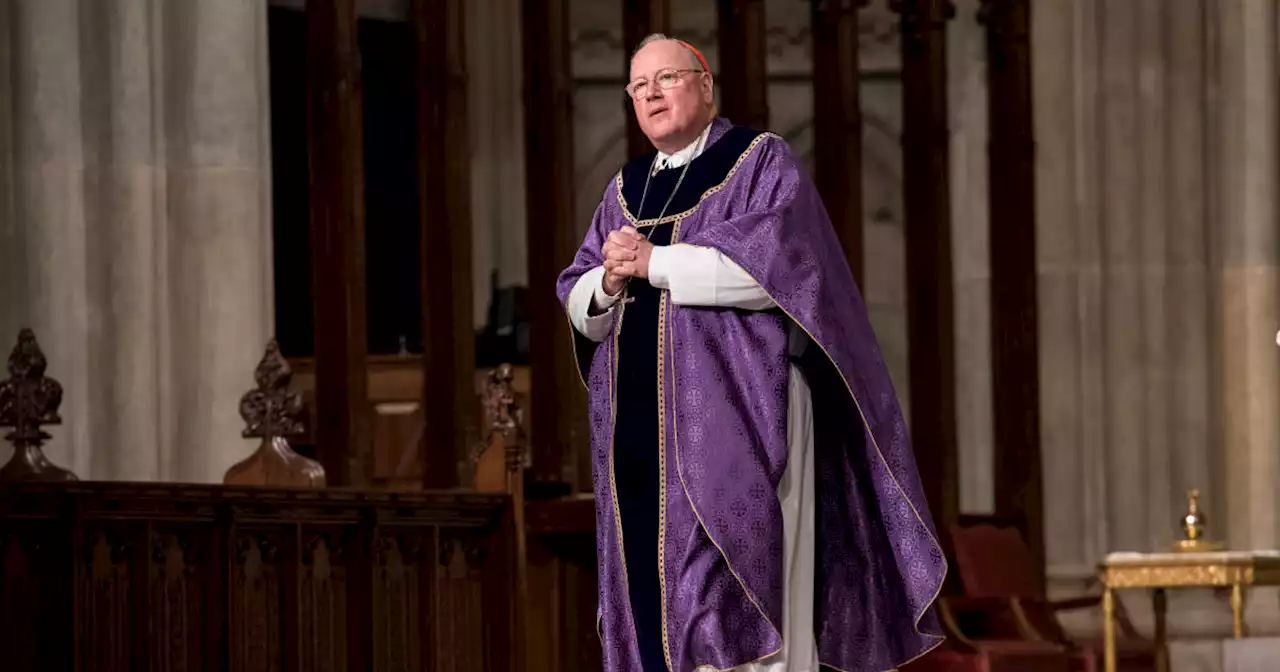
[628, 40, 712, 149]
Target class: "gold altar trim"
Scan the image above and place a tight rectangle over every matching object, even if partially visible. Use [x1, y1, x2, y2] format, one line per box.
[1100, 552, 1280, 588]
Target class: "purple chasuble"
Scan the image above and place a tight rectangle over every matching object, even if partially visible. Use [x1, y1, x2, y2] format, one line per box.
[556, 118, 945, 672]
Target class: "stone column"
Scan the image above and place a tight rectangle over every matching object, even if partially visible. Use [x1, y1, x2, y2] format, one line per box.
[1096, 0, 1155, 554]
[1217, 0, 1280, 555]
[1035, 0, 1280, 649]
[1165, 0, 1214, 558]
[0, 0, 275, 482]
[948, 0, 993, 515]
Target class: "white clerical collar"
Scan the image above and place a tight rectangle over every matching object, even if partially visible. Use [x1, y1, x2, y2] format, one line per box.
[653, 121, 712, 173]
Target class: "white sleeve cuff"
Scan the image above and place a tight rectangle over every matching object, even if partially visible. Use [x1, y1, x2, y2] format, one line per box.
[593, 277, 622, 312]
[649, 246, 674, 289]
[567, 266, 617, 342]
[652, 244, 776, 311]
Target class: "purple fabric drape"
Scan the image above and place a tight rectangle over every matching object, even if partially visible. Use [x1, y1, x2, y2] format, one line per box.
[557, 118, 945, 672]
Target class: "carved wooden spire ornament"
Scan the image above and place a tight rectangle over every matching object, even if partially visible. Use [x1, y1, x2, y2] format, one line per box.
[224, 339, 326, 487]
[481, 364, 528, 471]
[471, 363, 529, 492]
[0, 328, 78, 481]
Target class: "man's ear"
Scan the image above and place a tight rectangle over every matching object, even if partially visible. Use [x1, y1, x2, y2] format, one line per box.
[701, 73, 714, 103]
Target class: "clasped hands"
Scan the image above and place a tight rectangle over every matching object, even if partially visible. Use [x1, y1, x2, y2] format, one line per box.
[601, 225, 653, 296]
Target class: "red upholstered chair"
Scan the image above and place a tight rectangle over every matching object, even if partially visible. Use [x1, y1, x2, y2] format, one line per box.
[904, 597, 1072, 672]
[908, 644, 1070, 672]
[948, 519, 1157, 672]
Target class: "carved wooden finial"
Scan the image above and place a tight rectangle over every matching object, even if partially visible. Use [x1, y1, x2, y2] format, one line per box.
[239, 339, 305, 441]
[0, 328, 78, 482]
[471, 364, 528, 493]
[483, 364, 521, 438]
[481, 364, 527, 472]
[224, 339, 324, 488]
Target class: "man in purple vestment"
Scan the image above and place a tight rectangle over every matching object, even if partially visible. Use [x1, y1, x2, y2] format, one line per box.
[556, 35, 946, 672]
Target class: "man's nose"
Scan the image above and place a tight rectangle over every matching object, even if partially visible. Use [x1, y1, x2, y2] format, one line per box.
[644, 87, 664, 102]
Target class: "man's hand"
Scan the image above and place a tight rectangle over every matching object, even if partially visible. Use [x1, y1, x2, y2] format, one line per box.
[601, 225, 653, 294]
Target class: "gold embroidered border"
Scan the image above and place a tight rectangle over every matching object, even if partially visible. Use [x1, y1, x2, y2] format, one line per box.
[657, 273, 674, 669]
[569, 131, 780, 392]
[615, 132, 782, 228]
[565, 311, 589, 389]
[577, 129, 945, 670]
[607, 303, 640, 651]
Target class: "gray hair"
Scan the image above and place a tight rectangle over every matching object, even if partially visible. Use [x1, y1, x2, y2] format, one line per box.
[631, 33, 704, 71]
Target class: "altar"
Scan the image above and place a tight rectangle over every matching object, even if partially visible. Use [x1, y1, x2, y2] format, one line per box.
[1099, 550, 1280, 672]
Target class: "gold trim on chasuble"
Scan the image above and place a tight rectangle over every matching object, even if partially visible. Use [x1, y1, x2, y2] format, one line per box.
[644, 130, 944, 671]
[614, 133, 778, 229]
[569, 132, 950, 671]
[608, 301, 641, 651]
[617, 133, 785, 671]
[657, 248, 674, 669]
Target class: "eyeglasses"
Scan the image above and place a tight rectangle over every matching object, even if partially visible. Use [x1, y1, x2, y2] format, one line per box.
[625, 68, 705, 100]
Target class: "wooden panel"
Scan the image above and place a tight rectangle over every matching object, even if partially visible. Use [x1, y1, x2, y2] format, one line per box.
[980, 0, 1044, 579]
[716, 0, 769, 130]
[286, 360, 532, 490]
[414, 0, 477, 490]
[811, 0, 867, 285]
[480, 507, 519, 672]
[891, 0, 960, 529]
[622, 0, 671, 158]
[287, 358, 531, 405]
[149, 526, 212, 672]
[76, 522, 138, 671]
[230, 528, 286, 672]
[522, 0, 585, 494]
[300, 528, 351, 671]
[371, 528, 436, 672]
[436, 535, 486, 672]
[306, 0, 372, 486]
[0, 484, 512, 672]
[524, 496, 599, 672]
[0, 521, 73, 671]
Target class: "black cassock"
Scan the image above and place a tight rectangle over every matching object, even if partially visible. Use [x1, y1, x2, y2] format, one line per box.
[608, 126, 762, 671]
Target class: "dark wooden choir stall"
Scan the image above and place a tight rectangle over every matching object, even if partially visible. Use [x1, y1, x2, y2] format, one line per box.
[0, 329, 520, 672]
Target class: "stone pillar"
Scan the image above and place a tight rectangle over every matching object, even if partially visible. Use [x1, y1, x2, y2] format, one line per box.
[1216, 0, 1280, 555]
[1096, 0, 1150, 554]
[1031, 0, 1091, 585]
[0, 0, 275, 483]
[1034, 0, 1280, 647]
[1165, 0, 1214, 560]
[948, 0, 993, 515]
[1034, 0, 1222, 577]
